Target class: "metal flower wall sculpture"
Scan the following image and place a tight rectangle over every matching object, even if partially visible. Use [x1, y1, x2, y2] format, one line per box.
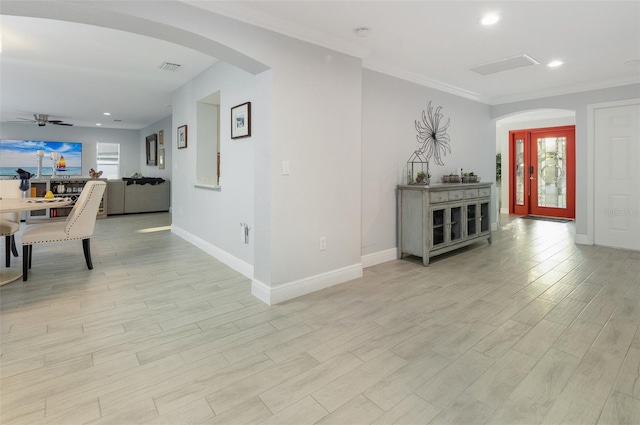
[415, 101, 451, 166]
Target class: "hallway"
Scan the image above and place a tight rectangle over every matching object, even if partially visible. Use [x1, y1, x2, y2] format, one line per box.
[1, 213, 638, 424]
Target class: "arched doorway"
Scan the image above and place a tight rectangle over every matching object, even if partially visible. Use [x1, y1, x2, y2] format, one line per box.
[495, 109, 576, 219]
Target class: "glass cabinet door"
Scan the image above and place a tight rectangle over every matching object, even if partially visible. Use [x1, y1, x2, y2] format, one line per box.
[480, 201, 490, 233]
[431, 207, 446, 248]
[466, 203, 478, 237]
[450, 205, 463, 242]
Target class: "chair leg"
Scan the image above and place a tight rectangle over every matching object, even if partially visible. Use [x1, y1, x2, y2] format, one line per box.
[83, 239, 93, 270]
[11, 235, 18, 257]
[5, 235, 10, 267]
[28, 245, 32, 269]
[22, 245, 29, 281]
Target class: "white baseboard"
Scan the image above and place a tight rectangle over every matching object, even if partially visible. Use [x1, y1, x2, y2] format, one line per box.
[361, 248, 397, 268]
[574, 233, 592, 245]
[251, 279, 271, 305]
[500, 207, 509, 214]
[171, 225, 254, 279]
[251, 264, 363, 305]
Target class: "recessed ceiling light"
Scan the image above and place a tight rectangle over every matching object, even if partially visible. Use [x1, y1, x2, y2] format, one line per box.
[547, 60, 564, 68]
[96, 123, 102, 126]
[103, 112, 111, 116]
[480, 13, 500, 26]
[355, 27, 370, 37]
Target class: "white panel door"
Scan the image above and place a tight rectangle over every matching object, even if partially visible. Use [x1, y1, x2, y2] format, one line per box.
[595, 103, 640, 250]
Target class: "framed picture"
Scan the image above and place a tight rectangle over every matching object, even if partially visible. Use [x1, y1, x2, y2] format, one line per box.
[231, 102, 251, 139]
[158, 148, 165, 170]
[158, 129, 164, 147]
[177, 125, 188, 149]
[146, 133, 157, 166]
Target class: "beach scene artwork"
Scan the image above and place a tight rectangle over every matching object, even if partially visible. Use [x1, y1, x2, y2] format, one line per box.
[0, 139, 82, 176]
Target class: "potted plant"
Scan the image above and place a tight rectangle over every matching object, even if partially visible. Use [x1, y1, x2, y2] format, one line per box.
[416, 171, 430, 184]
[462, 171, 479, 183]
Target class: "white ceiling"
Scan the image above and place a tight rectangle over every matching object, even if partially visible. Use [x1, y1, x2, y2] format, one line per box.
[0, 15, 217, 130]
[1, 1, 639, 130]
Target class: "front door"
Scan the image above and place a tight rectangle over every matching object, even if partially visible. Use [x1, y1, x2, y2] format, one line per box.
[510, 126, 575, 219]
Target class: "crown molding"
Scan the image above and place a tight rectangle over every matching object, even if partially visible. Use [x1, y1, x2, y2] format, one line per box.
[363, 59, 491, 104]
[186, 1, 640, 107]
[184, 1, 371, 59]
[490, 75, 640, 105]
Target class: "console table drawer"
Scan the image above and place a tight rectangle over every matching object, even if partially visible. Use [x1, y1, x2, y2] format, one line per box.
[464, 189, 479, 199]
[449, 190, 464, 201]
[430, 191, 449, 203]
[479, 187, 491, 197]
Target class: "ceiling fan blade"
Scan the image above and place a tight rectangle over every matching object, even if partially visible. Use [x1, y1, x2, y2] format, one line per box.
[7, 119, 36, 123]
[52, 122, 73, 126]
[48, 120, 64, 123]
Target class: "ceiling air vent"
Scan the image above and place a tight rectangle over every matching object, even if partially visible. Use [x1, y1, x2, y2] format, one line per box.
[158, 62, 181, 72]
[470, 54, 539, 76]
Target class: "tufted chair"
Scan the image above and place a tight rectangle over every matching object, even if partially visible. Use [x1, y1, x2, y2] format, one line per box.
[0, 180, 22, 267]
[22, 180, 106, 281]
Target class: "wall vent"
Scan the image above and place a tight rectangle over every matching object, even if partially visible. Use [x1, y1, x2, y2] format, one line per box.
[470, 54, 539, 75]
[159, 62, 182, 72]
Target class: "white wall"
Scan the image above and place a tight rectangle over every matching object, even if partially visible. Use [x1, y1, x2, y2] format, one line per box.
[0, 122, 140, 178]
[491, 83, 640, 238]
[123, 3, 364, 303]
[195, 102, 218, 185]
[170, 61, 257, 272]
[139, 115, 172, 180]
[263, 40, 363, 298]
[361, 70, 493, 260]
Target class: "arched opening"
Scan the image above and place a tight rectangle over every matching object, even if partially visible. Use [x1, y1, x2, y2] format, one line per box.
[495, 109, 576, 218]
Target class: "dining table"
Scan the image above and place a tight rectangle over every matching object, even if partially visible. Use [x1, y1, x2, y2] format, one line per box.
[0, 197, 72, 285]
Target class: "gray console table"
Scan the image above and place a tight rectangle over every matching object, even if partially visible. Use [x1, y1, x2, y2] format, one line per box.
[397, 182, 492, 265]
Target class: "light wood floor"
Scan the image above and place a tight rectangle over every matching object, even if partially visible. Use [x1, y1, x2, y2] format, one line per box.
[1, 213, 639, 425]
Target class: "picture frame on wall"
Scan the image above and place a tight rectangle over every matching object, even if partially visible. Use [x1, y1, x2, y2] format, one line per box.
[158, 148, 165, 169]
[231, 102, 251, 139]
[177, 125, 188, 149]
[146, 133, 157, 166]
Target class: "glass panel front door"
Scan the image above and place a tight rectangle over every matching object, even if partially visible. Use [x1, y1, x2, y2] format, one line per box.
[530, 128, 575, 218]
[511, 131, 529, 216]
[510, 126, 575, 219]
[536, 136, 567, 209]
[516, 138, 525, 206]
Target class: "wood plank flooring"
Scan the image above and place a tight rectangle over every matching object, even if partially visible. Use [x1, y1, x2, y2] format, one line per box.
[1, 213, 639, 424]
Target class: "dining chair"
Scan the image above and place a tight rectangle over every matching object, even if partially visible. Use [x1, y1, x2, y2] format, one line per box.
[0, 180, 22, 267]
[21, 180, 106, 281]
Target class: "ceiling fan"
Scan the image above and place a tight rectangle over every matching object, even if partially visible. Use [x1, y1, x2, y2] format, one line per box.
[12, 113, 73, 127]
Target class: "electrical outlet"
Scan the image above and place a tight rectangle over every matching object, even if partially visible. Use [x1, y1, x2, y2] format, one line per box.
[319, 237, 326, 251]
[282, 160, 290, 175]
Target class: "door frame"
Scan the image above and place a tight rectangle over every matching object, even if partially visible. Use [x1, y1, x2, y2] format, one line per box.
[509, 125, 576, 218]
[585, 98, 640, 246]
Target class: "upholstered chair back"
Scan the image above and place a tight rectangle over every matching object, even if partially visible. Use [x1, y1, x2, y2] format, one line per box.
[0, 179, 22, 223]
[64, 181, 106, 239]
